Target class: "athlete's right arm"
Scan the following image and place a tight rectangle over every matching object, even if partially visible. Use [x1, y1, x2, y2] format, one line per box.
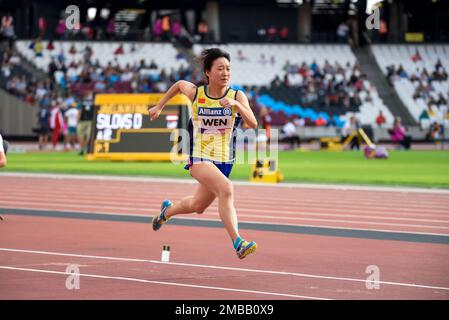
[148, 80, 196, 121]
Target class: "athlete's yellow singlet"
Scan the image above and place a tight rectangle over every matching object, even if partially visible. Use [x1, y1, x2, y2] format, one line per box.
[188, 85, 241, 163]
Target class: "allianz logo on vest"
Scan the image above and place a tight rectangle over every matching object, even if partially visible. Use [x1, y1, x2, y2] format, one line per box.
[198, 107, 232, 116]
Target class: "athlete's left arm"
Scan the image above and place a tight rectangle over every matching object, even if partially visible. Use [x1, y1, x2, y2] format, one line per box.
[220, 91, 258, 129]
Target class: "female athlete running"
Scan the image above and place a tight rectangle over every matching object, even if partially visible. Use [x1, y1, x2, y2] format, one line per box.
[149, 48, 258, 259]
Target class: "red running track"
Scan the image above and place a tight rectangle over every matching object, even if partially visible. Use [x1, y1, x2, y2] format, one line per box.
[0, 174, 449, 300]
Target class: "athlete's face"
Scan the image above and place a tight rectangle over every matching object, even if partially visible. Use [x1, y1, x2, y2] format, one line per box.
[207, 57, 231, 86]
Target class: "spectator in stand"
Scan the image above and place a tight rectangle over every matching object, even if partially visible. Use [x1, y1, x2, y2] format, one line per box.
[237, 50, 249, 62]
[259, 53, 267, 66]
[38, 16, 47, 38]
[197, 20, 209, 42]
[106, 18, 115, 40]
[437, 93, 447, 107]
[267, 26, 277, 42]
[69, 44, 76, 54]
[114, 44, 124, 55]
[47, 40, 55, 51]
[1, 13, 15, 50]
[149, 59, 158, 69]
[336, 22, 349, 43]
[376, 110, 386, 128]
[279, 26, 289, 41]
[33, 38, 43, 57]
[171, 19, 181, 40]
[257, 27, 267, 42]
[162, 15, 171, 41]
[55, 19, 66, 39]
[379, 19, 388, 42]
[153, 18, 163, 41]
[411, 49, 422, 63]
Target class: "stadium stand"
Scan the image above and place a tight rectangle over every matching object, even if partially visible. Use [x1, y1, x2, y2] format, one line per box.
[7, 40, 397, 129]
[194, 44, 394, 126]
[372, 45, 449, 128]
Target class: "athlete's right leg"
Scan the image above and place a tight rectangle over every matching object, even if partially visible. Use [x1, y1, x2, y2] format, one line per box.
[152, 181, 216, 231]
[165, 183, 216, 218]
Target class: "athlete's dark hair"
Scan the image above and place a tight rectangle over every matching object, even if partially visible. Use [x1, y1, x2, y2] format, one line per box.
[200, 48, 230, 83]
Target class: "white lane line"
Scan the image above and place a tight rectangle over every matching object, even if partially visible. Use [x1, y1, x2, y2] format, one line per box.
[0, 266, 328, 300]
[2, 172, 449, 194]
[1, 248, 448, 292]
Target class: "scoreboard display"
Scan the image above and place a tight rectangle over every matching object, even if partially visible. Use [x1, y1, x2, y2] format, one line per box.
[87, 94, 190, 161]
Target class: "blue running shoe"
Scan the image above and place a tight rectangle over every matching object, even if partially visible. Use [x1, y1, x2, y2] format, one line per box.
[152, 200, 173, 231]
[236, 240, 257, 259]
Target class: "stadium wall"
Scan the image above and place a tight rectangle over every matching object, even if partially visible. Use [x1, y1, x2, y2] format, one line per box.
[0, 89, 35, 137]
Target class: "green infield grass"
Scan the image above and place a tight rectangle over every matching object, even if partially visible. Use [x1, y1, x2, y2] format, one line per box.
[3, 150, 449, 188]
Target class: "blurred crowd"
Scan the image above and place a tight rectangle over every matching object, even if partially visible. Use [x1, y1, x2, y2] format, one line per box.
[386, 49, 449, 119]
[276, 60, 374, 110]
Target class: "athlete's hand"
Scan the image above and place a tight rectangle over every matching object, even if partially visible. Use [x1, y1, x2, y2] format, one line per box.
[148, 105, 162, 121]
[219, 98, 238, 108]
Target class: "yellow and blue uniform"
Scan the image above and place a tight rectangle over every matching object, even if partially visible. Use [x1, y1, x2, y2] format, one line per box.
[184, 85, 241, 177]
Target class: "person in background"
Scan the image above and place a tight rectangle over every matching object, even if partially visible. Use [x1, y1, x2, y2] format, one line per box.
[50, 100, 64, 150]
[106, 18, 115, 40]
[38, 105, 51, 150]
[1, 12, 15, 50]
[259, 106, 272, 144]
[162, 15, 171, 41]
[282, 118, 301, 150]
[64, 103, 79, 151]
[38, 16, 47, 38]
[55, 19, 66, 39]
[341, 115, 360, 150]
[376, 110, 386, 128]
[77, 92, 94, 155]
[197, 20, 209, 42]
[171, 19, 181, 40]
[336, 21, 349, 43]
[389, 116, 411, 150]
[33, 37, 43, 57]
[279, 26, 289, 41]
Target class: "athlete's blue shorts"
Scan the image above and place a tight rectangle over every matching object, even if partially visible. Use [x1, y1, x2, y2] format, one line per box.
[184, 157, 234, 178]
